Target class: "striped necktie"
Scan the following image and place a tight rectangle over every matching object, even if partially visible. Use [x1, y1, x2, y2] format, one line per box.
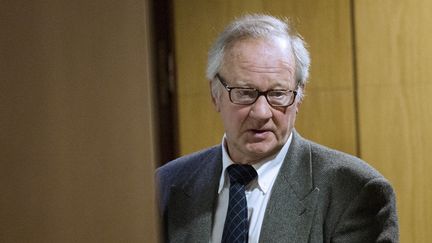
[222, 164, 258, 243]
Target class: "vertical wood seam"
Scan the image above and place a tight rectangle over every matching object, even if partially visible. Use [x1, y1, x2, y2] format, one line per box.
[350, 0, 362, 158]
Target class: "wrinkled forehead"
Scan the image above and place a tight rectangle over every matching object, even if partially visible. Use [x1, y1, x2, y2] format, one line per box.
[221, 37, 296, 81]
[223, 36, 295, 66]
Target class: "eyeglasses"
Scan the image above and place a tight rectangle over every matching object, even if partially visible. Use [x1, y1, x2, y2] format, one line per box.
[216, 73, 297, 107]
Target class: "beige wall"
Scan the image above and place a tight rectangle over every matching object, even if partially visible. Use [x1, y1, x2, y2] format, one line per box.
[0, 0, 158, 242]
[174, 1, 432, 242]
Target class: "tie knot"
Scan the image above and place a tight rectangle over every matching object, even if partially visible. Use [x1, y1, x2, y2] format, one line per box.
[227, 164, 257, 186]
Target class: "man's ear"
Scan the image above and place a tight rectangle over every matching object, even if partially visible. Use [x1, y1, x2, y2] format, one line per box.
[295, 87, 305, 114]
[210, 82, 221, 112]
[212, 94, 221, 112]
[295, 100, 301, 113]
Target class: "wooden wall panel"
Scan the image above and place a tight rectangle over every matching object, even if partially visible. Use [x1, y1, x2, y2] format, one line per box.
[174, 0, 222, 155]
[174, 0, 357, 156]
[355, 1, 432, 242]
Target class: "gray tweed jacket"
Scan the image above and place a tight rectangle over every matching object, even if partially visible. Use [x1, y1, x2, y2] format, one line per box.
[156, 130, 399, 242]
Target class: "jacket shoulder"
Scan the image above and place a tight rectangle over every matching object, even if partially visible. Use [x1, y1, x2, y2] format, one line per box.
[156, 145, 221, 186]
[155, 145, 222, 217]
[307, 140, 384, 182]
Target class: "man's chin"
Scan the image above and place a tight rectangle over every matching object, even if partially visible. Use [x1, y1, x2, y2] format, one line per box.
[244, 144, 279, 160]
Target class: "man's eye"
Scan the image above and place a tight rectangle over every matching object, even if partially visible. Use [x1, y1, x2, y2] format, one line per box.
[237, 89, 256, 98]
[269, 91, 287, 98]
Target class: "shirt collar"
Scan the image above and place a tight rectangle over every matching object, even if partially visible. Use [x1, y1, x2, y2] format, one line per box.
[218, 133, 293, 194]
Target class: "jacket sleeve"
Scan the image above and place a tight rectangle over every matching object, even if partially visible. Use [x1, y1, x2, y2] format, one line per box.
[331, 177, 399, 243]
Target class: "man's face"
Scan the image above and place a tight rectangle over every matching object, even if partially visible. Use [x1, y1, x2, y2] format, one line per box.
[213, 37, 300, 164]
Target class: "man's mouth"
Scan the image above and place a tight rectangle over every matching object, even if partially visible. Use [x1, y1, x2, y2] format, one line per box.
[251, 129, 269, 134]
[248, 129, 272, 139]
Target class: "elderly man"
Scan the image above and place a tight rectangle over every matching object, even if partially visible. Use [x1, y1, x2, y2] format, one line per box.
[156, 14, 399, 243]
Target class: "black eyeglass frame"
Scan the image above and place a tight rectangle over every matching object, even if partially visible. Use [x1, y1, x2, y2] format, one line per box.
[215, 73, 298, 107]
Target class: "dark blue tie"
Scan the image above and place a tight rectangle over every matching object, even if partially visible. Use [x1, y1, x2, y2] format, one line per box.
[222, 164, 258, 243]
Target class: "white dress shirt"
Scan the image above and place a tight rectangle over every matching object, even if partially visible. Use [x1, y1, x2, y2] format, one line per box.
[210, 133, 292, 243]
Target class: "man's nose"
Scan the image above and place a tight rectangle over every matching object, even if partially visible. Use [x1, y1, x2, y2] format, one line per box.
[249, 95, 272, 119]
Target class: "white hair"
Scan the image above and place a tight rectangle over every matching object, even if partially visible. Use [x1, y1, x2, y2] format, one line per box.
[206, 14, 310, 100]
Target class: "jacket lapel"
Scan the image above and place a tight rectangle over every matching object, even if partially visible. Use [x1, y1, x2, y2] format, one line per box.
[167, 147, 222, 242]
[260, 130, 320, 242]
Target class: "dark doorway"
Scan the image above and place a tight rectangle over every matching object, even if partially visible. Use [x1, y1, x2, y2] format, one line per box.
[151, 0, 178, 165]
